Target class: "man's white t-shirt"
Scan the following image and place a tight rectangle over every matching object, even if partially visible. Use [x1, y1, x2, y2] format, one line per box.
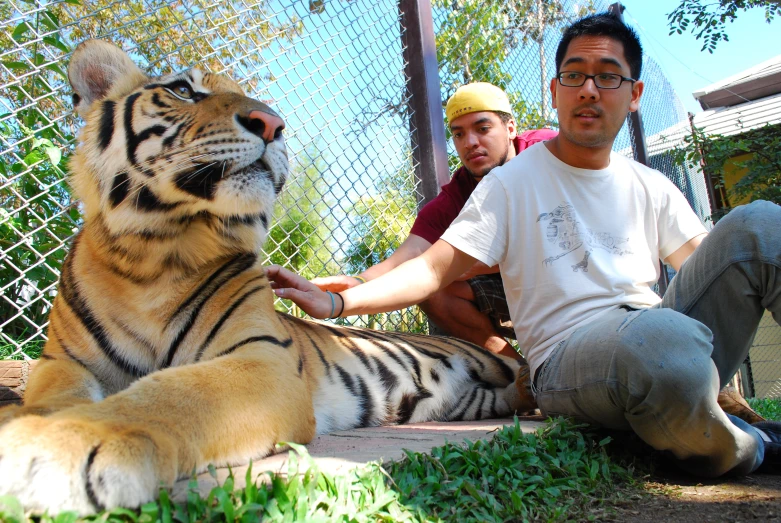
[441, 142, 707, 377]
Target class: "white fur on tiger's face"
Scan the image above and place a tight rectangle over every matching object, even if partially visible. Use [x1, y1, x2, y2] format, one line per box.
[0, 40, 534, 516]
[69, 40, 288, 253]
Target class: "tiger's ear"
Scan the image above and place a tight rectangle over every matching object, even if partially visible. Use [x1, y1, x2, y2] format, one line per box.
[68, 40, 147, 117]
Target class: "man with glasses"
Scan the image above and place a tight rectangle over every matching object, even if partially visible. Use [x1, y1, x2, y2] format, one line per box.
[310, 83, 556, 361]
[269, 12, 781, 477]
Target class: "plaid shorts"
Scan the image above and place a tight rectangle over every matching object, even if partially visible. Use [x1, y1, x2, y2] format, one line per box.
[466, 273, 516, 339]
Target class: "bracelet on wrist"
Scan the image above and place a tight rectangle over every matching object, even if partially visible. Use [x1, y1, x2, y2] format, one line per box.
[335, 292, 345, 318]
[325, 291, 336, 319]
[352, 275, 367, 284]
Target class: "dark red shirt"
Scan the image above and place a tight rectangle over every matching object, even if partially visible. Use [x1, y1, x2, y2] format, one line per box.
[410, 129, 558, 244]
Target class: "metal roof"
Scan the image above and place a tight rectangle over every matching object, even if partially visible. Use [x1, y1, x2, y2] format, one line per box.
[642, 91, 781, 156]
[693, 54, 781, 109]
[693, 54, 781, 97]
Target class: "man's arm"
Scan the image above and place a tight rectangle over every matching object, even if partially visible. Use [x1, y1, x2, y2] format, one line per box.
[310, 234, 432, 292]
[664, 233, 707, 272]
[268, 239, 476, 318]
[362, 234, 432, 280]
[455, 260, 500, 281]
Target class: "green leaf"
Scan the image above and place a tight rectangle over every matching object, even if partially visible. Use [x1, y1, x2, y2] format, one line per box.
[589, 459, 599, 480]
[43, 36, 71, 54]
[1, 61, 29, 72]
[41, 10, 60, 31]
[213, 487, 235, 521]
[140, 501, 159, 519]
[104, 507, 139, 521]
[53, 512, 80, 523]
[23, 150, 44, 166]
[158, 489, 173, 523]
[235, 502, 265, 520]
[0, 495, 25, 523]
[44, 63, 68, 80]
[12, 22, 31, 42]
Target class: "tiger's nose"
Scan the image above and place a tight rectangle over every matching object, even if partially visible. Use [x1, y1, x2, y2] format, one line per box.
[238, 110, 285, 143]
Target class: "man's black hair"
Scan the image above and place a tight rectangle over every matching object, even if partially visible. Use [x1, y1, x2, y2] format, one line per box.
[495, 111, 513, 124]
[555, 12, 643, 80]
[449, 111, 513, 127]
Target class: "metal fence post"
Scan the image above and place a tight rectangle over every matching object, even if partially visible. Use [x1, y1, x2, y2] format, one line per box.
[399, 0, 450, 209]
[608, 3, 649, 167]
[608, 1, 668, 295]
[688, 112, 723, 218]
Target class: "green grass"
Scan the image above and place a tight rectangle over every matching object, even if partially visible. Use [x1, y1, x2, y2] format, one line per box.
[0, 418, 638, 523]
[747, 397, 781, 421]
[0, 339, 44, 360]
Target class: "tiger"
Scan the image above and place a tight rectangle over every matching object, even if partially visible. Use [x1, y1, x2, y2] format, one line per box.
[0, 40, 536, 516]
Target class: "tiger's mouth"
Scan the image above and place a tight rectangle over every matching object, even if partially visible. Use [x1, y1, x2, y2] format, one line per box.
[247, 157, 272, 175]
[174, 155, 274, 200]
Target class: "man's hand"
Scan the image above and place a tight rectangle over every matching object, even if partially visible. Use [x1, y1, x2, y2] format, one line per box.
[456, 261, 499, 281]
[310, 274, 362, 293]
[266, 265, 337, 319]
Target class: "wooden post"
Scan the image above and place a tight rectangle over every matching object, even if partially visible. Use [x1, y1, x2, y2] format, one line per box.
[399, 0, 450, 209]
[609, 2, 668, 296]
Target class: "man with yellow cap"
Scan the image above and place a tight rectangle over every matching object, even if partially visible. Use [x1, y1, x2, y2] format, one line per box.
[311, 83, 556, 360]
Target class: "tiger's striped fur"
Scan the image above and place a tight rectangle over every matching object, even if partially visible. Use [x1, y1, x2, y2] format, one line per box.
[0, 40, 533, 515]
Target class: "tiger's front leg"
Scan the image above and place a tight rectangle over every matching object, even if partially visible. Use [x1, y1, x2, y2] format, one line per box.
[0, 352, 314, 516]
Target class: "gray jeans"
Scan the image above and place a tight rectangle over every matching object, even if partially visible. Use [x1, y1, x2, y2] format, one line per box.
[535, 200, 781, 477]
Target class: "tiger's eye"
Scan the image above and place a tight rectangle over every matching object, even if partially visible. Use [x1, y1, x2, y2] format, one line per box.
[176, 85, 192, 98]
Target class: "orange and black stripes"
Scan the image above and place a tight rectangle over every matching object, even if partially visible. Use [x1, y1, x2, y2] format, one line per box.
[57, 237, 150, 378]
[163, 253, 258, 367]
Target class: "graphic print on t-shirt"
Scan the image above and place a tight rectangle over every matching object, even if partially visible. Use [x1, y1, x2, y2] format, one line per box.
[537, 202, 632, 272]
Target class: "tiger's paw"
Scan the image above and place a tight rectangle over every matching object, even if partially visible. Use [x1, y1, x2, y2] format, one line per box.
[0, 403, 21, 426]
[0, 416, 177, 515]
[0, 403, 67, 427]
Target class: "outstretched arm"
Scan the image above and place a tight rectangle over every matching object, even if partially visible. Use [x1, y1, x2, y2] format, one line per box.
[455, 260, 500, 281]
[311, 234, 433, 292]
[267, 239, 476, 319]
[361, 234, 433, 280]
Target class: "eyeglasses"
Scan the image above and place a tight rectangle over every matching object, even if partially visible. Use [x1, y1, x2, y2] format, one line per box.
[556, 72, 636, 89]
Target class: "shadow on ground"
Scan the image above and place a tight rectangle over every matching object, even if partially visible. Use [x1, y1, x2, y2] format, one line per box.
[597, 430, 781, 523]
[604, 472, 781, 522]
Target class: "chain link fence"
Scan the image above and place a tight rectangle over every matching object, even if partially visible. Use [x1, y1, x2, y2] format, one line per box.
[1, 0, 430, 361]
[746, 312, 781, 399]
[4, 0, 771, 397]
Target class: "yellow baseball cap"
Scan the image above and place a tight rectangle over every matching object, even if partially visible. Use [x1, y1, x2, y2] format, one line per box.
[445, 82, 513, 122]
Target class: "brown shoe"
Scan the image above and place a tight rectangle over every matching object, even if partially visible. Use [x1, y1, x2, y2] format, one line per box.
[514, 362, 539, 415]
[718, 386, 765, 424]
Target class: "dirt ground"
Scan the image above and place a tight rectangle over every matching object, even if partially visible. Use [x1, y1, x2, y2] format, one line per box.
[603, 465, 781, 522]
[574, 426, 781, 522]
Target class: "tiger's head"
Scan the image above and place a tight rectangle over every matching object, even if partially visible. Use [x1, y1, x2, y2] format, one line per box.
[67, 40, 288, 255]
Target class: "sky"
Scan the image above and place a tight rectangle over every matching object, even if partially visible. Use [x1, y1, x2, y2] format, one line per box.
[619, 0, 781, 115]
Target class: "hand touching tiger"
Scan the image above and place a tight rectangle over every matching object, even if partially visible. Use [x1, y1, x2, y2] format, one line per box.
[268, 264, 339, 318]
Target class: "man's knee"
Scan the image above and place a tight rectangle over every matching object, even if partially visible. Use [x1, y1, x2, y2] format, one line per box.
[712, 200, 781, 245]
[612, 308, 715, 397]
